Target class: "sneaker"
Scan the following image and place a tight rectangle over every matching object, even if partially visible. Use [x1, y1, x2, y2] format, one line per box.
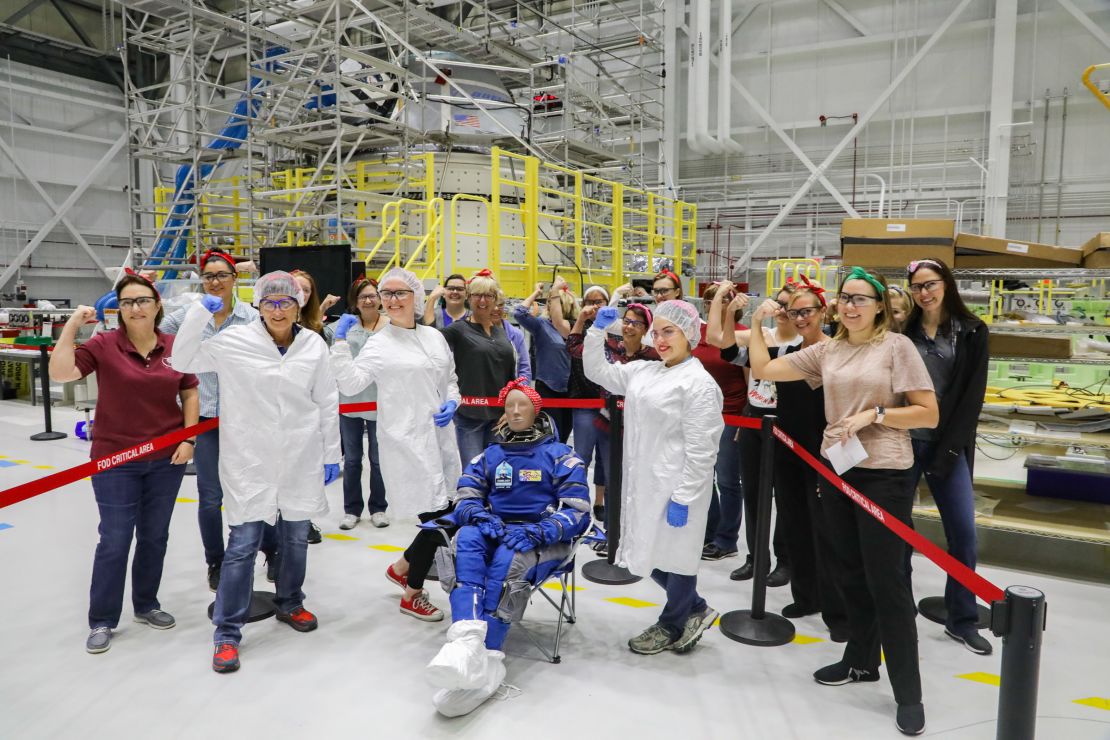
[628, 623, 678, 655]
[86, 627, 112, 654]
[701, 544, 739, 561]
[265, 553, 278, 584]
[400, 590, 444, 622]
[207, 564, 220, 593]
[896, 703, 926, 736]
[307, 523, 322, 544]
[671, 607, 719, 654]
[945, 627, 993, 656]
[339, 514, 359, 530]
[275, 606, 318, 632]
[781, 603, 819, 619]
[134, 609, 176, 630]
[212, 641, 240, 673]
[814, 660, 880, 686]
[369, 511, 390, 528]
[767, 563, 791, 588]
[385, 563, 408, 590]
[591, 540, 609, 557]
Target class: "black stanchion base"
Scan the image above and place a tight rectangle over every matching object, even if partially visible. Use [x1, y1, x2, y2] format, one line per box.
[719, 609, 796, 647]
[918, 596, 990, 630]
[30, 431, 67, 441]
[207, 591, 277, 623]
[581, 559, 641, 585]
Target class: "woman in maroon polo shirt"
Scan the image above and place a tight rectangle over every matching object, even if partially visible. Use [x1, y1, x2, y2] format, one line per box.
[51, 273, 199, 656]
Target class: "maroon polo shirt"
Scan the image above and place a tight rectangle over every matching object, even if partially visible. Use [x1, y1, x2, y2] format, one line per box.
[74, 329, 199, 461]
[693, 322, 748, 417]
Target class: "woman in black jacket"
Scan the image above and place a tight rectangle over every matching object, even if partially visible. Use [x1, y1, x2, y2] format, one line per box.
[903, 257, 991, 656]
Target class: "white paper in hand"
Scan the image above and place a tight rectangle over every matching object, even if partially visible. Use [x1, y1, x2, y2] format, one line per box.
[827, 435, 868, 475]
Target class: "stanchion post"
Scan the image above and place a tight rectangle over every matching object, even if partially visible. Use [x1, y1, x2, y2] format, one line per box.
[581, 395, 640, 585]
[30, 344, 66, 442]
[719, 415, 794, 646]
[992, 586, 1047, 740]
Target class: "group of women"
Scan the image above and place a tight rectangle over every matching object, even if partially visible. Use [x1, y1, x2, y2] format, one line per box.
[53, 253, 990, 735]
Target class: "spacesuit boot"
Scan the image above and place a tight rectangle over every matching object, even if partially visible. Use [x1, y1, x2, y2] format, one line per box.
[484, 614, 512, 651]
[432, 650, 507, 718]
[426, 619, 489, 690]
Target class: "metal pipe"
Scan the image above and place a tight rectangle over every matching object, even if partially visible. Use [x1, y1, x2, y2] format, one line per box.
[1035, 89, 1050, 242]
[1054, 88, 1068, 243]
[862, 173, 886, 217]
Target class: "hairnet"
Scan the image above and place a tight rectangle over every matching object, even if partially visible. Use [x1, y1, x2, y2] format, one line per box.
[254, 270, 306, 307]
[583, 284, 609, 303]
[652, 299, 701, 346]
[381, 267, 426, 318]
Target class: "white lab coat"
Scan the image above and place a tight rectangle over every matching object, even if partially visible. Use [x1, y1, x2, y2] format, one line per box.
[170, 303, 340, 526]
[583, 326, 723, 576]
[330, 322, 462, 518]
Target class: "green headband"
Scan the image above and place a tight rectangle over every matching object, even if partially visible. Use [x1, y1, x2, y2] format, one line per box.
[846, 266, 886, 296]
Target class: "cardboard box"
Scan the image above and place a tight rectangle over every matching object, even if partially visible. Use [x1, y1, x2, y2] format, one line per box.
[954, 233, 1082, 268]
[988, 333, 1072, 359]
[1081, 232, 1110, 269]
[840, 219, 955, 268]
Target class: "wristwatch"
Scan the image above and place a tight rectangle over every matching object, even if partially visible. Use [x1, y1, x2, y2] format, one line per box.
[874, 406, 886, 425]
[183, 439, 196, 446]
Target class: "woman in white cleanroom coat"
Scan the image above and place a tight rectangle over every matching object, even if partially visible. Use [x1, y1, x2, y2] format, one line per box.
[330, 267, 463, 622]
[171, 270, 340, 674]
[584, 300, 724, 656]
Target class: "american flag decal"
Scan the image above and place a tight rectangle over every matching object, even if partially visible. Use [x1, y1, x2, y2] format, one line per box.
[453, 113, 480, 127]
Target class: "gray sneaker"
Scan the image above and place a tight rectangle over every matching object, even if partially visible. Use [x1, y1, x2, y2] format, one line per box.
[134, 609, 176, 630]
[671, 606, 719, 654]
[628, 624, 678, 655]
[86, 627, 112, 654]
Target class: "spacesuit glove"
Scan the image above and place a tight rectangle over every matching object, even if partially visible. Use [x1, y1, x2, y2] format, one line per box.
[333, 313, 359, 340]
[593, 306, 619, 330]
[433, 399, 459, 427]
[323, 463, 340, 486]
[507, 524, 543, 552]
[200, 295, 224, 314]
[665, 499, 688, 527]
[472, 510, 504, 539]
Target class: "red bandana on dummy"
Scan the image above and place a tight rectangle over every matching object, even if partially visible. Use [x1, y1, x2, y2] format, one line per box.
[497, 376, 543, 413]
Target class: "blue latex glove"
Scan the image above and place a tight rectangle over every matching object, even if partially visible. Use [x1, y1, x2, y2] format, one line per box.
[334, 313, 359, 340]
[324, 463, 340, 486]
[593, 306, 619, 330]
[666, 500, 688, 528]
[472, 511, 505, 539]
[432, 399, 459, 427]
[200, 295, 223, 314]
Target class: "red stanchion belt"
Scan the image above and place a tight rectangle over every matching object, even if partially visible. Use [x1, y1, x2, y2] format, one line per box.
[768, 423, 1005, 605]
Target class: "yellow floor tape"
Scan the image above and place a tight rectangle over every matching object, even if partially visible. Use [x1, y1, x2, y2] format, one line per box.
[368, 544, 405, 552]
[1073, 697, 1110, 711]
[957, 672, 1001, 686]
[605, 596, 658, 608]
[792, 633, 824, 645]
[175, 497, 197, 503]
[323, 533, 358, 541]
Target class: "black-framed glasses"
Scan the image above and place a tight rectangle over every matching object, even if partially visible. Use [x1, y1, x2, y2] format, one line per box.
[785, 307, 821, 320]
[444, 285, 466, 293]
[469, 292, 496, 302]
[837, 293, 878, 307]
[622, 318, 646, 328]
[201, 271, 235, 283]
[584, 299, 607, 307]
[380, 289, 414, 301]
[651, 287, 676, 297]
[357, 294, 379, 304]
[119, 297, 157, 310]
[908, 279, 943, 294]
[259, 297, 297, 311]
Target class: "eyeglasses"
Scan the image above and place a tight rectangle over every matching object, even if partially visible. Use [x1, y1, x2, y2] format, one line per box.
[119, 297, 157, 310]
[380, 289, 414, 301]
[357, 294, 379, 303]
[785, 307, 821, 320]
[469, 292, 496, 302]
[837, 293, 878, 307]
[908, 279, 943, 294]
[651, 287, 676, 297]
[444, 285, 466, 293]
[201, 272, 235, 283]
[584, 299, 607, 307]
[650, 326, 683, 341]
[259, 298, 297, 311]
[622, 318, 646, 328]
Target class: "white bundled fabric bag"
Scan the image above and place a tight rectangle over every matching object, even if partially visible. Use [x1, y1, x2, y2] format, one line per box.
[426, 620, 488, 690]
[432, 651, 508, 718]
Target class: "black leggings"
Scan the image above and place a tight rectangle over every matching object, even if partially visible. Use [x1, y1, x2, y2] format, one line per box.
[536, 379, 572, 444]
[403, 504, 457, 591]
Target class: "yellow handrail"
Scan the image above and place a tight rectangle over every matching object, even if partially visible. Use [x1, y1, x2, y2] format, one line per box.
[1082, 63, 1110, 111]
[364, 201, 401, 267]
[402, 198, 445, 280]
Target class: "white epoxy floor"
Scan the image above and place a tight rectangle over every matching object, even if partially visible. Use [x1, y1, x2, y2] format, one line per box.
[1, 401, 1108, 740]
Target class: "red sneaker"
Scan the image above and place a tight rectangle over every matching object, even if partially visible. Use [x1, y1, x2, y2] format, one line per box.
[275, 606, 318, 632]
[385, 563, 408, 590]
[400, 590, 444, 622]
[213, 642, 240, 673]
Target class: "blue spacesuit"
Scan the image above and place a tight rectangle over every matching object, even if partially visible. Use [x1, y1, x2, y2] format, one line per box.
[448, 413, 590, 650]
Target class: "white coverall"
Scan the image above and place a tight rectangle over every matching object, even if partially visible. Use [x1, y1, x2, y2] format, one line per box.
[170, 303, 341, 525]
[330, 321, 462, 518]
[582, 325, 724, 576]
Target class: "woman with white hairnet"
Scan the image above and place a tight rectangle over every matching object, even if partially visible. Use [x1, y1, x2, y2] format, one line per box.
[583, 299, 724, 655]
[330, 267, 463, 622]
[171, 270, 341, 674]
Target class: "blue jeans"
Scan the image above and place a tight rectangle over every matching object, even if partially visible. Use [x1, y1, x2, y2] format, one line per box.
[339, 415, 387, 516]
[213, 518, 309, 644]
[572, 408, 609, 488]
[89, 457, 184, 628]
[706, 423, 744, 550]
[650, 569, 707, 636]
[911, 440, 980, 633]
[195, 417, 277, 564]
[454, 413, 498, 467]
